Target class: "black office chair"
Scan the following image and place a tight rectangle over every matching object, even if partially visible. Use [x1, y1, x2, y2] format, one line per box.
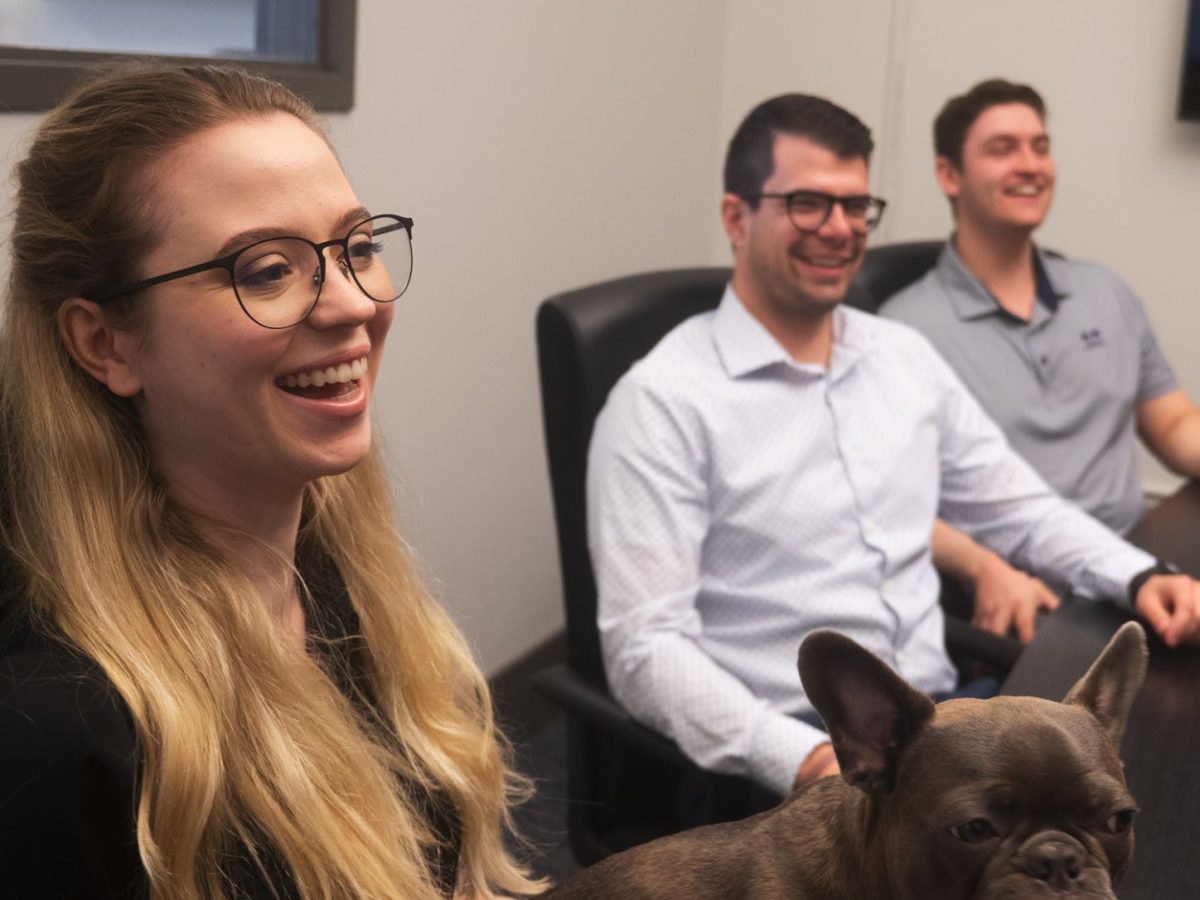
[533, 268, 754, 865]
[533, 242, 1020, 866]
[844, 239, 944, 312]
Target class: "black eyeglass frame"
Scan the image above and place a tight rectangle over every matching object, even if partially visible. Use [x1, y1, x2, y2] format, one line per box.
[744, 190, 887, 233]
[91, 214, 415, 329]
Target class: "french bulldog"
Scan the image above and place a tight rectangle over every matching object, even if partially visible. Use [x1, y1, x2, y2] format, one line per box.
[541, 621, 1147, 899]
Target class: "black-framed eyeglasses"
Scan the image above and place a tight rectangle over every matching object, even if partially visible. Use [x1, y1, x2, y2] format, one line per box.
[746, 191, 887, 233]
[93, 214, 414, 329]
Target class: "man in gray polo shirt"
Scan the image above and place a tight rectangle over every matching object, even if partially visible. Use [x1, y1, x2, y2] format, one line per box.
[881, 79, 1200, 638]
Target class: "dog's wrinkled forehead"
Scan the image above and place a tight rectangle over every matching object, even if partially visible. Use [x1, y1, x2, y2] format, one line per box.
[900, 697, 1125, 793]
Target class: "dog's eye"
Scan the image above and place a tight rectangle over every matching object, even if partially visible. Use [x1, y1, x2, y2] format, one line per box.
[950, 819, 998, 843]
[1105, 809, 1135, 834]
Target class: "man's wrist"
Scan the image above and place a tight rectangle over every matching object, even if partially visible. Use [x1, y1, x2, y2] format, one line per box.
[1128, 559, 1182, 606]
[796, 742, 836, 788]
[963, 545, 1000, 585]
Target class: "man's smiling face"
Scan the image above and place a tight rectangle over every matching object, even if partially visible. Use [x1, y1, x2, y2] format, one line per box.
[939, 102, 1055, 236]
[725, 133, 870, 327]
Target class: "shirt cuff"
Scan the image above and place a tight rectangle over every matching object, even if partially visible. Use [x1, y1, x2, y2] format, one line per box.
[1127, 559, 1183, 606]
[747, 710, 830, 797]
[1074, 544, 1156, 606]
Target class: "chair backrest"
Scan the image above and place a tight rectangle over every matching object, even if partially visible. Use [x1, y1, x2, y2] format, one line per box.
[844, 239, 944, 313]
[537, 267, 730, 688]
[535, 241, 947, 692]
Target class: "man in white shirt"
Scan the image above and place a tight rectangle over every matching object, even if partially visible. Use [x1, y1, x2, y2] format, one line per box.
[586, 93, 1200, 800]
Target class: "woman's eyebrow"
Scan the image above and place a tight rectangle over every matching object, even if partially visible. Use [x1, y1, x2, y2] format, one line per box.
[213, 207, 373, 258]
[334, 205, 372, 234]
[213, 226, 293, 258]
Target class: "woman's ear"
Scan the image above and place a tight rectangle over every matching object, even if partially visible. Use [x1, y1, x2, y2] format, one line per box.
[57, 299, 143, 397]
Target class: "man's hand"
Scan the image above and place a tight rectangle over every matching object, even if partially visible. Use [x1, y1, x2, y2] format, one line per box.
[971, 552, 1060, 643]
[931, 520, 1058, 642]
[1135, 574, 1200, 646]
[793, 742, 840, 791]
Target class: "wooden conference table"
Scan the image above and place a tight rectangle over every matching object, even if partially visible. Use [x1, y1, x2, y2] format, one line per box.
[1000, 480, 1200, 900]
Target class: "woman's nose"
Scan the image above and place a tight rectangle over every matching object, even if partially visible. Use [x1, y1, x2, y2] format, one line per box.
[306, 254, 378, 328]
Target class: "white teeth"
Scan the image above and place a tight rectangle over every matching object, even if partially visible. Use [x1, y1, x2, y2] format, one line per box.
[278, 355, 369, 390]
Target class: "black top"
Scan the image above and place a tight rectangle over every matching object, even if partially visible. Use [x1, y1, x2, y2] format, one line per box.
[0, 548, 461, 898]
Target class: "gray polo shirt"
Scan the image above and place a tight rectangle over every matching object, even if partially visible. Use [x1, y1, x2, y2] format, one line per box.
[880, 239, 1176, 535]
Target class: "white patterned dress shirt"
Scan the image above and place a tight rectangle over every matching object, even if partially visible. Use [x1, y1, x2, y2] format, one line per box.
[587, 286, 1155, 796]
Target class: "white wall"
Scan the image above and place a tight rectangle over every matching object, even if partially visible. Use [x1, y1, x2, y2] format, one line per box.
[716, 0, 1200, 494]
[713, 0, 897, 257]
[2, 0, 1197, 674]
[332, 2, 726, 672]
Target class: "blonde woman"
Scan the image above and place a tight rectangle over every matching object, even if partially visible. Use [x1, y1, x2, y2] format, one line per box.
[0, 63, 540, 899]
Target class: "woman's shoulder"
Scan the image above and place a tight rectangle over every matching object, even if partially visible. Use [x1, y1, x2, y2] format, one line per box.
[0, 601, 145, 897]
[0, 602, 134, 754]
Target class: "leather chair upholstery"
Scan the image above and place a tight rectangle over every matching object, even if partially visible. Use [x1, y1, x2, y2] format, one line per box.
[844, 239, 944, 313]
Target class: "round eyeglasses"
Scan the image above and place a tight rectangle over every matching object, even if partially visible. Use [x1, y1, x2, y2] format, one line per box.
[746, 191, 886, 234]
[93, 214, 414, 329]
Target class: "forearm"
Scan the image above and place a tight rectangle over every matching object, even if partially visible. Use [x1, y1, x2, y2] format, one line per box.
[936, 366, 1153, 600]
[1138, 390, 1200, 478]
[1147, 411, 1200, 477]
[931, 519, 1001, 584]
[605, 628, 827, 796]
[1011, 501, 1152, 603]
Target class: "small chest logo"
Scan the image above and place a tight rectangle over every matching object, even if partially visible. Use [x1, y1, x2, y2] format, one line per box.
[1080, 328, 1105, 350]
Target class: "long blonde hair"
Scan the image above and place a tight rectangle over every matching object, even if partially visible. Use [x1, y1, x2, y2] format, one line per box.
[2, 63, 540, 899]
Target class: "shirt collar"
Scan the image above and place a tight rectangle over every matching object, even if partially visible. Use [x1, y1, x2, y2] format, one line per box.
[937, 237, 1068, 322]
[1032, 250, 1065, 312]
[713, 284, 872, 381]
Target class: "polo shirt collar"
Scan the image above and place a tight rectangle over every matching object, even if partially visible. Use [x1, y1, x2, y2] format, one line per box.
[1033, 249, 1066, 311]
[714, 285, 871, 380]
[937, 236, 1068, 322]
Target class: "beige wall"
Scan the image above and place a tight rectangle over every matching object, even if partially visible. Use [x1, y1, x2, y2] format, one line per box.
[714, 0, 897, 261]
[333, 2, 726, 672]
[1, 0, 1197, 673]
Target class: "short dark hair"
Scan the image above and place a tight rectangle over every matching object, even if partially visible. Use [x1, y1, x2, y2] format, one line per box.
[724, 93, 873, 208]
[934, 79, 1046, 168]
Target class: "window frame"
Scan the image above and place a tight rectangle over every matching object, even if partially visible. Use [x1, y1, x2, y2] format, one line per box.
[0, 0, 356, 113]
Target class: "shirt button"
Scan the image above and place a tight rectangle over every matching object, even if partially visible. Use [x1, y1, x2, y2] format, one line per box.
[1040, 355, 1049, 365]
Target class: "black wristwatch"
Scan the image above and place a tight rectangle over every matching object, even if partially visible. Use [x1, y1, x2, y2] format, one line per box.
[1128, 559, 1183, 606]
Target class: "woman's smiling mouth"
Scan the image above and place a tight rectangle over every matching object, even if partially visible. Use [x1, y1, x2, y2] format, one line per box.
[277, 355, 368, 398]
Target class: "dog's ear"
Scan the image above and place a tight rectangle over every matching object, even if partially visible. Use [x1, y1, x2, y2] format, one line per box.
[799, 630, 935, 795]
[1063, 621, 1147, 749]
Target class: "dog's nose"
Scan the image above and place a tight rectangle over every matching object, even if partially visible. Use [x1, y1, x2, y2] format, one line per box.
[1018, 836, 1084, 889]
